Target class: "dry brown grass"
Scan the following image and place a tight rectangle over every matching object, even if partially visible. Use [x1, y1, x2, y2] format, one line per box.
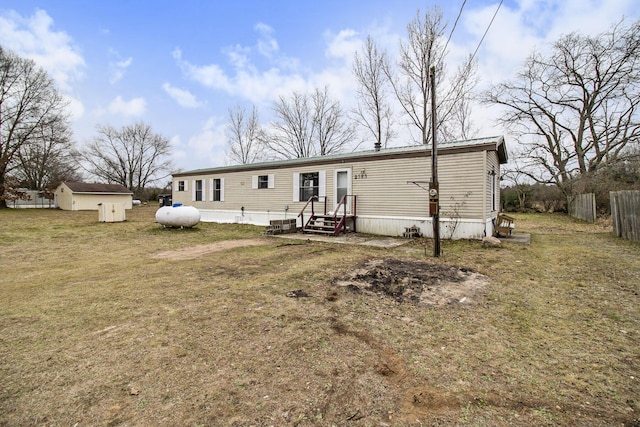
[0, 206, 638, 426]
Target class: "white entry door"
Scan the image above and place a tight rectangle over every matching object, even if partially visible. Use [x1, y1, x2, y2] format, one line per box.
[334, 168, 352, 213]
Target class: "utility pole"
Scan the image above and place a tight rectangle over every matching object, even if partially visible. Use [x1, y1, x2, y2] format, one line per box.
[429, 66, 441, 257]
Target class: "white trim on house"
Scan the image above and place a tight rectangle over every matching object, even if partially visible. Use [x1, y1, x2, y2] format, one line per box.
[333, 167, 352, 213]
[170, 137, 508, 239]
[292, 172, 300, 202]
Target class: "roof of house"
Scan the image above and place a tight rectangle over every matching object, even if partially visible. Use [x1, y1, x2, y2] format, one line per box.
[62, 182, 133, 194]
[173, 135, 507, 177]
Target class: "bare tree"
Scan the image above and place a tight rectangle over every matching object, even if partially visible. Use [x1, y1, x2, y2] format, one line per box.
[438, 57, 479, 142]
[16, 119, 81, 191]
[264, 91, 314, 159]
[352, 36, 395, 150]
[386, 8, 478, 145]
[312, 87, 357, 155]
[0, 46, 73, 208]
[263, 87, 355, 159]
[225, 104, 265, 165]
[484, 20, 640, 191]
[81, 122, 173, 198]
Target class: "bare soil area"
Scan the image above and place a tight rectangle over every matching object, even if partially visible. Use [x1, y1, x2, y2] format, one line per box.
[332, 258, 488, 306]
[152, 238, 269, 260]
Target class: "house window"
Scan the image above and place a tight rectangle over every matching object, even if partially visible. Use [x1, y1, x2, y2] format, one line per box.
[490, 167, 497, 212]
[252, 174, 274, 189]
[299, 172, 319, 202]
[195, 180, 203, 201]
[212, 178, 222, 201]
[492, 173, 497, 212]
[178, 180, 185, 191]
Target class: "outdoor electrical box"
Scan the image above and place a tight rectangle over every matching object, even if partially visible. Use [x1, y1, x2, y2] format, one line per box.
[429, 183, 439, 216]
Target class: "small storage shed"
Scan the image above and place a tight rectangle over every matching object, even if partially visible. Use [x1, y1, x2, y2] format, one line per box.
[98, 203, 127, 222]
[55, 182, 133, 211]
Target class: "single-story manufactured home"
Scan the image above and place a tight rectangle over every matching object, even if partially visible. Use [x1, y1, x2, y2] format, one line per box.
[6, 189, 55, 209]
[55, 182, 133, 211]
[170, 136, 508, 240]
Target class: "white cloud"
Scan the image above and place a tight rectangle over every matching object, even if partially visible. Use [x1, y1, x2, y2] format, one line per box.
[174, 45, 309, 106]
[173, 26, 362, 108]
[324, 29, 361, 62]
[0, 9, 85, 91]
[63, 94, 85, 121]
[107, 96, 146, 116]
[224, 44, 251, 69]
[162, 83, 203, 109]
[108, 50, 133, 84]
[186, 116, 228, 168]
[255, 23, 279, 58]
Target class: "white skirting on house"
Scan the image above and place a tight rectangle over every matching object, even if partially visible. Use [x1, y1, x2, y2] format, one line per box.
[195, 208, 497, 240]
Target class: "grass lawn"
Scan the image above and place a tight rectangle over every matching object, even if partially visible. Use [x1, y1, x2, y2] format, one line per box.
[0, 206, 638, 426]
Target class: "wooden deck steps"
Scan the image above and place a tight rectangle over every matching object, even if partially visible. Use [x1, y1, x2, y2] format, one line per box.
[302, 214, 355, 235]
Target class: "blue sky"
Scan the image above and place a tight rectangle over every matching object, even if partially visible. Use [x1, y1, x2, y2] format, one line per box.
[1, 0, 638, 173]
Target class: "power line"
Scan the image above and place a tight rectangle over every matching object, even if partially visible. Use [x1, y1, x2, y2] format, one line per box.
[443, 0, 468, 56]
[469, 0, 503, 65]
[437, 0, 503, 107]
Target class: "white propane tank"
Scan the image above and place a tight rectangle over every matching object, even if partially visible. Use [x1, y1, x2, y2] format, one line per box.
[155, 204, 201, 228]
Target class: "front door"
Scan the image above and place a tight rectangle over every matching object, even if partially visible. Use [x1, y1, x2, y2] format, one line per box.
[334, 168, 352, 214]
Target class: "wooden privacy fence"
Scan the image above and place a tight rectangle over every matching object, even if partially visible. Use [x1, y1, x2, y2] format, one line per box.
[610, 190, 640, 242]
[568, 193, 596, 223]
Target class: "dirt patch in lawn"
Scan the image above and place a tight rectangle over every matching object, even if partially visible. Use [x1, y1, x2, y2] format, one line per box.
[151, 238, 268, 260]
[332, 258, 488, 306]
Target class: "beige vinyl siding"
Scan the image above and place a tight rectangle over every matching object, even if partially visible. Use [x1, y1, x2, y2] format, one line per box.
[173, 149, 488, 220]
[349, 151, 485, 219]
[71, 194, 132, 211]
[55, 184, 73, 210]
[438, 151, 486, 219]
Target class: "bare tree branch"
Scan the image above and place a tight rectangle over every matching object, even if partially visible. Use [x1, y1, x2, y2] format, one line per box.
[385, 8, 478, 146]
[0, 46, 73, 207]
[81, 122, 173, 198]
[352, 36, 395, 150]
[484, 20, 640, 192]
[263, 87, 356, 159]
[225, 104, 265, 165]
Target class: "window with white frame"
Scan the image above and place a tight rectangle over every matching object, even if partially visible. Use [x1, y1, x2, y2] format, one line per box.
[194, 179, 204, 201]
[299, 172, 318, 201]
[252, 174, 274, 189]
[293, 171, 325, 202]
[177, 180, 187, 192]
[211, 178, 223, 201]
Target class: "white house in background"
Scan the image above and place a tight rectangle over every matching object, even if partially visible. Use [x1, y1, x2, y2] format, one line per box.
[170, 136, 508, 240]
[6, 189, 55, 208]
[55, 182, 133, 211]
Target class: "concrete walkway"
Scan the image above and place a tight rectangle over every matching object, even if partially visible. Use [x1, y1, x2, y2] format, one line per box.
[269, 232, 410, 248]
